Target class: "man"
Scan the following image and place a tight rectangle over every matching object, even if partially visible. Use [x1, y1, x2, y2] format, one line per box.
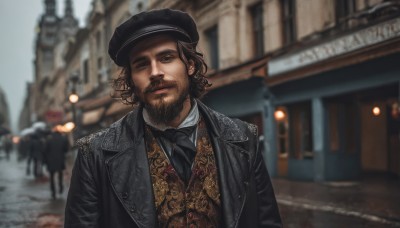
[44, 128, 69, 199]
[65, 9, 282, 228]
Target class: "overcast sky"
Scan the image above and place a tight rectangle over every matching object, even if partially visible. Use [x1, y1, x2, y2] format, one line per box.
[0, 0, 91, 133]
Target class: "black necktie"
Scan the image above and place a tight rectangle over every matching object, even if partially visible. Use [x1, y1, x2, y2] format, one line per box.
[158, 126, 197, 183]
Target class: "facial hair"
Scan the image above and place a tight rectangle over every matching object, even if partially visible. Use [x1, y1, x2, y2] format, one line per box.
[137, 79, 189, 125]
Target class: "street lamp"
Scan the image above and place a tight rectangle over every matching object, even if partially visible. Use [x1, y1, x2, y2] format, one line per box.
[69, 72, 80, 126]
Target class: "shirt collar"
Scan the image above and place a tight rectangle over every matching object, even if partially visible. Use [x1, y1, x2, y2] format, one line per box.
[143, 100, 199, 131]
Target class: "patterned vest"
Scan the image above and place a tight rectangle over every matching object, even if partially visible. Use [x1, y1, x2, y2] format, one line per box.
[144, 118, 222, 228]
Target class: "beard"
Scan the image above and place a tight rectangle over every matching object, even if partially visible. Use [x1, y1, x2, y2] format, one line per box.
[136, 79, 189, 125]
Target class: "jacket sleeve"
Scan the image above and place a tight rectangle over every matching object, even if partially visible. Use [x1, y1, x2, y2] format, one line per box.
[64, 144, 101, 228]
[253, 135, 282, 227]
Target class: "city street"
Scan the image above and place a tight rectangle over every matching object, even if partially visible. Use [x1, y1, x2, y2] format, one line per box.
[1, 148, 400, 227]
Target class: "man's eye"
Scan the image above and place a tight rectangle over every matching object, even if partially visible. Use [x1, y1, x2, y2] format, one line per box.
[133, 62, 147, 70]
[161, 55, 174, 62]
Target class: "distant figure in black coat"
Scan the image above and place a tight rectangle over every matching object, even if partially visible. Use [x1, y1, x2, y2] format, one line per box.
[44, 130, 69, 199]
[3, 135, 13, 160]
[30, 133, 45, 177]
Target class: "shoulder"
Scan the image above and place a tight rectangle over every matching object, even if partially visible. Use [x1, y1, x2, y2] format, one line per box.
[75, 128, 109, 158]
[74, 108, 139, 156]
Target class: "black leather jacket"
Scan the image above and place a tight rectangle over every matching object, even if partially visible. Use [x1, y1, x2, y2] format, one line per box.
[65, 101, 282, 228]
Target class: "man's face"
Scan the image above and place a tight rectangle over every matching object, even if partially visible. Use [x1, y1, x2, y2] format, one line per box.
[129, 35, 194, 123]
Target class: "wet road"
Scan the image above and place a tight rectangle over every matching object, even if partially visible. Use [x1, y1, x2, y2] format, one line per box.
[1, 148, 400, 227]
[0, 150, 71, 228]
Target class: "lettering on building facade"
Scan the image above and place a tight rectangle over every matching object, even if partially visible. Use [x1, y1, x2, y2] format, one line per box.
[268, 17, 400, 76]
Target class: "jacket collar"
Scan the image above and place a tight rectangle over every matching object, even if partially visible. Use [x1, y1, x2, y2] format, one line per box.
[101, 100, 249, 151]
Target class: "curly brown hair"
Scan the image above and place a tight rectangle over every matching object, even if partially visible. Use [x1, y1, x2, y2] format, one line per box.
[111, 40, 211, 105]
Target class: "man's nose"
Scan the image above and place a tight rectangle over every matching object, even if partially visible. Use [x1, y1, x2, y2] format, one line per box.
[149, 61, 163, 80]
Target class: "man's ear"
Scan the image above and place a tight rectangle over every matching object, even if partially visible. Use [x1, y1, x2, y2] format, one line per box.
[188, 60, 195, 76]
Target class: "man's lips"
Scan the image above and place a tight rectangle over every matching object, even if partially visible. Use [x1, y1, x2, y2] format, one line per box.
[151, 86, 172, 94]
[146, 84, 175, 94]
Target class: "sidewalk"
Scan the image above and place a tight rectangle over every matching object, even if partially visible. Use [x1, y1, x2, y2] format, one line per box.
[273, 176, 400, 227]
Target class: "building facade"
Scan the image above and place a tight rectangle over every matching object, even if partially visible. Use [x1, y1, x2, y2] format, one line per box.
[31, 0, 400, 181]
[265, 0, 400, 180]
[32, 0, 78, 126]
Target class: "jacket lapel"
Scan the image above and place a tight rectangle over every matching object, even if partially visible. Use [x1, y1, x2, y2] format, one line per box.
[198, 101, 251, 228]
[102, 108, 157, 228]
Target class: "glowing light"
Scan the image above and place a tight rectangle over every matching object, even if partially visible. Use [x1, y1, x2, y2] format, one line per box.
[274, 110, 286, 121]
[12, 136, 20, 144]
[69, 93, 79, 103]
[64, 122, 76, 132]
[372, 106, 381, 116]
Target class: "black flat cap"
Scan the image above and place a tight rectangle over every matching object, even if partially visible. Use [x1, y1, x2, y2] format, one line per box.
[108, 8, 199, 67]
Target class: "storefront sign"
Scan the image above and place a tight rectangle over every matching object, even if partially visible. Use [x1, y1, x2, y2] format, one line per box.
[268, 17, 400, 76]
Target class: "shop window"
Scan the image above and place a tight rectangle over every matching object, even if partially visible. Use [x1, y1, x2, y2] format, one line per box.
[328, 102, 358, 153]
[250, 2, 264, 58]
[329, 103, 340, 151]
[282, 0, 297, 45]
[275, 107, 289, 156]
[289, 102, 313, 159]
[344, 102, 357, 153]
[205, 25, 219, 70]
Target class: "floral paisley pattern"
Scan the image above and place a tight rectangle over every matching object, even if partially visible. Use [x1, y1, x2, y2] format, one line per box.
[145, 117, 222, 228]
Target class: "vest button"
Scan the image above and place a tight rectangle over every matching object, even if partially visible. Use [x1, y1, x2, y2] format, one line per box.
[238, 194, 241, 199]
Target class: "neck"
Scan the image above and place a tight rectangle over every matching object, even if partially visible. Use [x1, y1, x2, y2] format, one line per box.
[166, 97, 192, 128]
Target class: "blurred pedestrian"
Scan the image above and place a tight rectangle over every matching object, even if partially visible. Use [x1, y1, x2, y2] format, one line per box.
[30, 132, 45, 178]
[44, 128, 69, 199]
[3, 135, 13, 160]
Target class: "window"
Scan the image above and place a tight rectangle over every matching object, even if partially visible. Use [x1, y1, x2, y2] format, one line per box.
[282, 0, 297, 45]
[336, 0, 355, 23]
[289, 102, 313, 159]
[328, 101, 358, 153]
[83, 59, 89, 84]
[97, 57, 103, 83]
[205, 26, 219, 70]
[43, 49, 53, 61]
[275, 107, 289, 156]
[250, 3, 264, 58]
[96, 31, 102, 50]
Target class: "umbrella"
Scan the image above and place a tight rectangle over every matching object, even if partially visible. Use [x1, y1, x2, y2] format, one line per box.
[32, 121, 47, 131]
[0, 126, 10, 136]
[20, 128, 35, 136]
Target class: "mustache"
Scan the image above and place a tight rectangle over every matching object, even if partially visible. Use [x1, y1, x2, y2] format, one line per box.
[144, 80, 178, 94]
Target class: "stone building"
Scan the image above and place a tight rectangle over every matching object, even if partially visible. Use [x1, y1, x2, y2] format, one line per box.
[18, 82, 34, 131]
[32, 0, 78, 126]
[0, 86, 10, 129]
[32, 0, 400, 181]
[264, 0, 400, 180]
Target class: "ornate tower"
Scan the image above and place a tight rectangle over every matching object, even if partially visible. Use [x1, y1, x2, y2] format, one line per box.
[60, 0, 79, 37]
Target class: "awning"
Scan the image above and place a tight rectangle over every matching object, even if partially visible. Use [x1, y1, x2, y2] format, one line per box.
[76, 95, 112, 110]
[207, 56, 268, 89]
[82, 107, 105, 126]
